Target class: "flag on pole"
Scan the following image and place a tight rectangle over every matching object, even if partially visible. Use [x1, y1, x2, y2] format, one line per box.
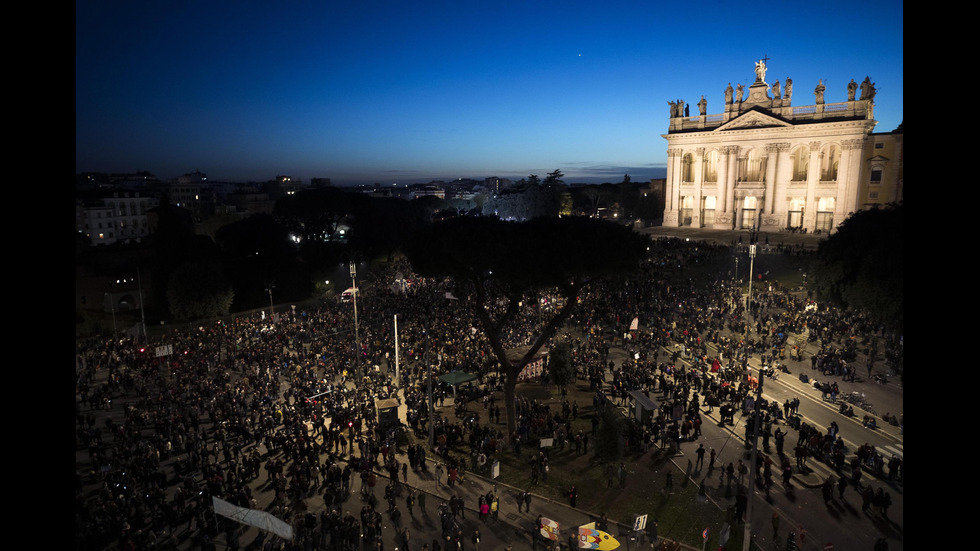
[212, 497, 293, 540]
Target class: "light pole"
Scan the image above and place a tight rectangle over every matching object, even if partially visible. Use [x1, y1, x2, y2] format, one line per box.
[137, 268, 148, 347]
[106, 283, 116, 335]
[350, 262, 360, 375]
[742, 243, 758, 551]
[744, 244, 756, 340]
[394, 314, 400, 384]
[426, 330, 434, 449]
[265, 283, 275, 315]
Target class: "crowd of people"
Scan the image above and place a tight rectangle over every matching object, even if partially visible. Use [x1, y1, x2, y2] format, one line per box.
[76, 237, 900, 550]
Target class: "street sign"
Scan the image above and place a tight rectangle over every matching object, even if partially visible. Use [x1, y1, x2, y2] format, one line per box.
[632, 514, 647, 531]
[492, 460, 500, 479]
[702, 528, 709, 541]
[154, 344, 173, 357]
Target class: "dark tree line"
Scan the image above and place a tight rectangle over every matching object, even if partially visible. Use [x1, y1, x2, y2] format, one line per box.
[807, 202, 903, 334]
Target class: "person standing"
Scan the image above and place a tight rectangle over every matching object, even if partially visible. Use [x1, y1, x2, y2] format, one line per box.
[568, 486, 578, 508]
[695, 444, 706, 470]
[524, 490, 532, 514]
[471, 529, 481, 551]
[391, 505, 402, 530]
[401, 526, 412, 550]
[479, 497, 489, 521]
[734, 491, 747, 524]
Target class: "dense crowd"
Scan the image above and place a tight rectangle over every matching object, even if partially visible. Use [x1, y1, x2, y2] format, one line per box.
[76, 237, 899, 550]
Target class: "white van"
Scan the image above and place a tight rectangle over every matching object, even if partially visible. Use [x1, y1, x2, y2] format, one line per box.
[340, 287, 359, 303]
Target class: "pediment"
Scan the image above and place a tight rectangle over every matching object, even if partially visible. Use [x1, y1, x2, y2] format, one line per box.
[716, 110, 792, 132]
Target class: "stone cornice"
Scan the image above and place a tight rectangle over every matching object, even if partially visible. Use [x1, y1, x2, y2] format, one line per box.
[664, 119, 875, 144]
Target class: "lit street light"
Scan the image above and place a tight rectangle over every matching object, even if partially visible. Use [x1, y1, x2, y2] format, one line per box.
[350, 262, 360, 375]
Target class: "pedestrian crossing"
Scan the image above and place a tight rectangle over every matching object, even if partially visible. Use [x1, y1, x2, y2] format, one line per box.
[879, 443, 902, 461]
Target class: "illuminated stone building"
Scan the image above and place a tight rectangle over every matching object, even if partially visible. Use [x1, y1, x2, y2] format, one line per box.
[661, 60, 902, 233]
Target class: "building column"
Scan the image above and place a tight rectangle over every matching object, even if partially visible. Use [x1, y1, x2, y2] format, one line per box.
[664, 148, 681, 227]
[763, 144, 779, 214]
[803, 141, 822, 231]
[729, 148, 742, 229]
[759, 143, 783, 231]
[838, 138, 865, 221]
[768, 143, 791, 227]
[693, 147, 705, 227]
[715, 145, 738, 229]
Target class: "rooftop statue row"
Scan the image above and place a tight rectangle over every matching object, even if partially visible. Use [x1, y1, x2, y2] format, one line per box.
[671, 60, 876, 118]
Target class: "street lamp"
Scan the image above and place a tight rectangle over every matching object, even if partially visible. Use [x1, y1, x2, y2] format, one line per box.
[350, 262, 360, 375]
[742, 243, 759, 551]
[265, 283, 275, 315]
[747, 244, 756, 334]
[426, 330, 434, 449]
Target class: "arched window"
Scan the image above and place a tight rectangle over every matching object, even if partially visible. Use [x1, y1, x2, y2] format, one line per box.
[740, 149, 765, 182]
[682, 153, 695, 183]
[791, 146, 810, 181]
[703, 150, 719, 183]
[821, 144, 841, 181]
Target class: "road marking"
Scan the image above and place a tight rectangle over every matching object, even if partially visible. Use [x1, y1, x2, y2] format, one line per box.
[879, 444, 903, 460]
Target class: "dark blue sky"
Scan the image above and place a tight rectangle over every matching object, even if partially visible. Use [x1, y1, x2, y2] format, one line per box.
[76, 1, 903, 186]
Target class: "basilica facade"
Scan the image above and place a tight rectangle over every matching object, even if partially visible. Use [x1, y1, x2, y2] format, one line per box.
[661, 61, 902, 234]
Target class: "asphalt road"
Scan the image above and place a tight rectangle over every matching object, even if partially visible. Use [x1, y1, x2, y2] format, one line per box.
[635, 331, 904, 551]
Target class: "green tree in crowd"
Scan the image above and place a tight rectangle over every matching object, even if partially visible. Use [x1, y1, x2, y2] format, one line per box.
[405, 215, 648, 439]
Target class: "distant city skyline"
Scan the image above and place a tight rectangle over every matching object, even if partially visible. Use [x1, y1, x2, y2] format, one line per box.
[76, 1, 903, 187]
[78, 165, 667, 187]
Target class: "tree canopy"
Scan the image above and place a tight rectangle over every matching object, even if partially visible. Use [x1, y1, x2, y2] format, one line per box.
[405, 215, 649, 437]
[808, 203, 903, 333]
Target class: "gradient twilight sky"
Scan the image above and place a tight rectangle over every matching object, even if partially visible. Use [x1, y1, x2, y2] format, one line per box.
[76, 1, 903, 186]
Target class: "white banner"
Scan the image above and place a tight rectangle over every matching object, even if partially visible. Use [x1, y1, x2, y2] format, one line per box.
[212, 497, 293, 540]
